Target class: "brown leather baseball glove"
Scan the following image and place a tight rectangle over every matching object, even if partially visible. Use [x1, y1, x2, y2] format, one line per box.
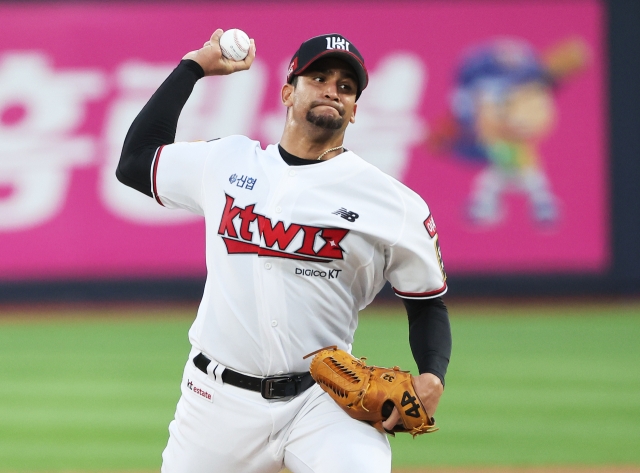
[304, 346, 438, 437]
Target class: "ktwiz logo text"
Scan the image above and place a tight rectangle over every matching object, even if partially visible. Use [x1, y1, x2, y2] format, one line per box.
[218, 194, 349, 263]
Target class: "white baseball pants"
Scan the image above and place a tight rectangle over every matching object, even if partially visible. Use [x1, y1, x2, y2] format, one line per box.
[161, 350, 392, 473]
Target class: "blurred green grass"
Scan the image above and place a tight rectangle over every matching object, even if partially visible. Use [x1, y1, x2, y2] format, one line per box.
[0, 301, 639, 471]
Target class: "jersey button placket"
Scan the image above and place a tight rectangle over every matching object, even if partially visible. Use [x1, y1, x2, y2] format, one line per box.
[258, 167, 296, 371]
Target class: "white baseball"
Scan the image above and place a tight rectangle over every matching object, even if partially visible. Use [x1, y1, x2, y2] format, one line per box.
[219, 29, 251, 61]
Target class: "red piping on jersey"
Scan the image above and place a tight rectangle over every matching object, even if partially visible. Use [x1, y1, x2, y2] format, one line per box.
[152, 146, 165, 206]
[393, 283, 447, 299]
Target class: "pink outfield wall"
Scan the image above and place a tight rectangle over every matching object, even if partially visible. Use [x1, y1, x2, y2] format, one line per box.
[0, 1, 607, 280]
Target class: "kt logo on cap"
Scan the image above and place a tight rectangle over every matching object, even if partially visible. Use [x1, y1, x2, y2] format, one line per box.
[325, 36, 350, 51]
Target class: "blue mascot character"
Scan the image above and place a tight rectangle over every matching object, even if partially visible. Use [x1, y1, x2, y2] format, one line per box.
[426, 37, 588, 226]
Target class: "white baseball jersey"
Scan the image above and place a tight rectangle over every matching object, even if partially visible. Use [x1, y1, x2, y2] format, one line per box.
[153, 135, 447, 376]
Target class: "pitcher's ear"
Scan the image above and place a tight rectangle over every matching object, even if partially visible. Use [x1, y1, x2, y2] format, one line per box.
[350, 103, 358, 124]
[282, 83, 294, 106]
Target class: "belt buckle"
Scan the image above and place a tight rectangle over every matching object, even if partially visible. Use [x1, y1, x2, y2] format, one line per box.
[261, 376, 295, 400]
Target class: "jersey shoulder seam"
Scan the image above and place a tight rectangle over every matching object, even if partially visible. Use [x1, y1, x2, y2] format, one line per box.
[199, 135, 261, 208]
[346, 156, 411, 247]
[380, 173, 409, 248]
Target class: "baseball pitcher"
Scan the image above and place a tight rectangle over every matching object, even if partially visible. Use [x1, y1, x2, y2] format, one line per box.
[117, 29, 452, 473]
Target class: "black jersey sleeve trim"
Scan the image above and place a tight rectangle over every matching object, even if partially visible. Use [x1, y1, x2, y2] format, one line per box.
[403, 297, 452, 386]
[116, 59, 205, 197]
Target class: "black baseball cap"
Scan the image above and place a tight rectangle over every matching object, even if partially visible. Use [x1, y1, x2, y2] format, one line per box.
[287, 33, 369, 100]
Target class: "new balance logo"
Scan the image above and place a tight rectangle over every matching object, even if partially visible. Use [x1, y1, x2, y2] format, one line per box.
[333, 208, 359, 222]
[326, 36, 350, 51]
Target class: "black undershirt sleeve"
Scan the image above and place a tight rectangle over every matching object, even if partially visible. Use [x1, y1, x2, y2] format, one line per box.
[116, 59, 205, 197]
[403, 297, 452, 386]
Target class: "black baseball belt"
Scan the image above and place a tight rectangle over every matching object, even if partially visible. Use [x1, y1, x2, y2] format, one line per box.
[192, 352, 315, 400]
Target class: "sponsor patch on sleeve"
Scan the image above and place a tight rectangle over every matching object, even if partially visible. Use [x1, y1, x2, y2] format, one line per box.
[424, 214, 437, 238]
